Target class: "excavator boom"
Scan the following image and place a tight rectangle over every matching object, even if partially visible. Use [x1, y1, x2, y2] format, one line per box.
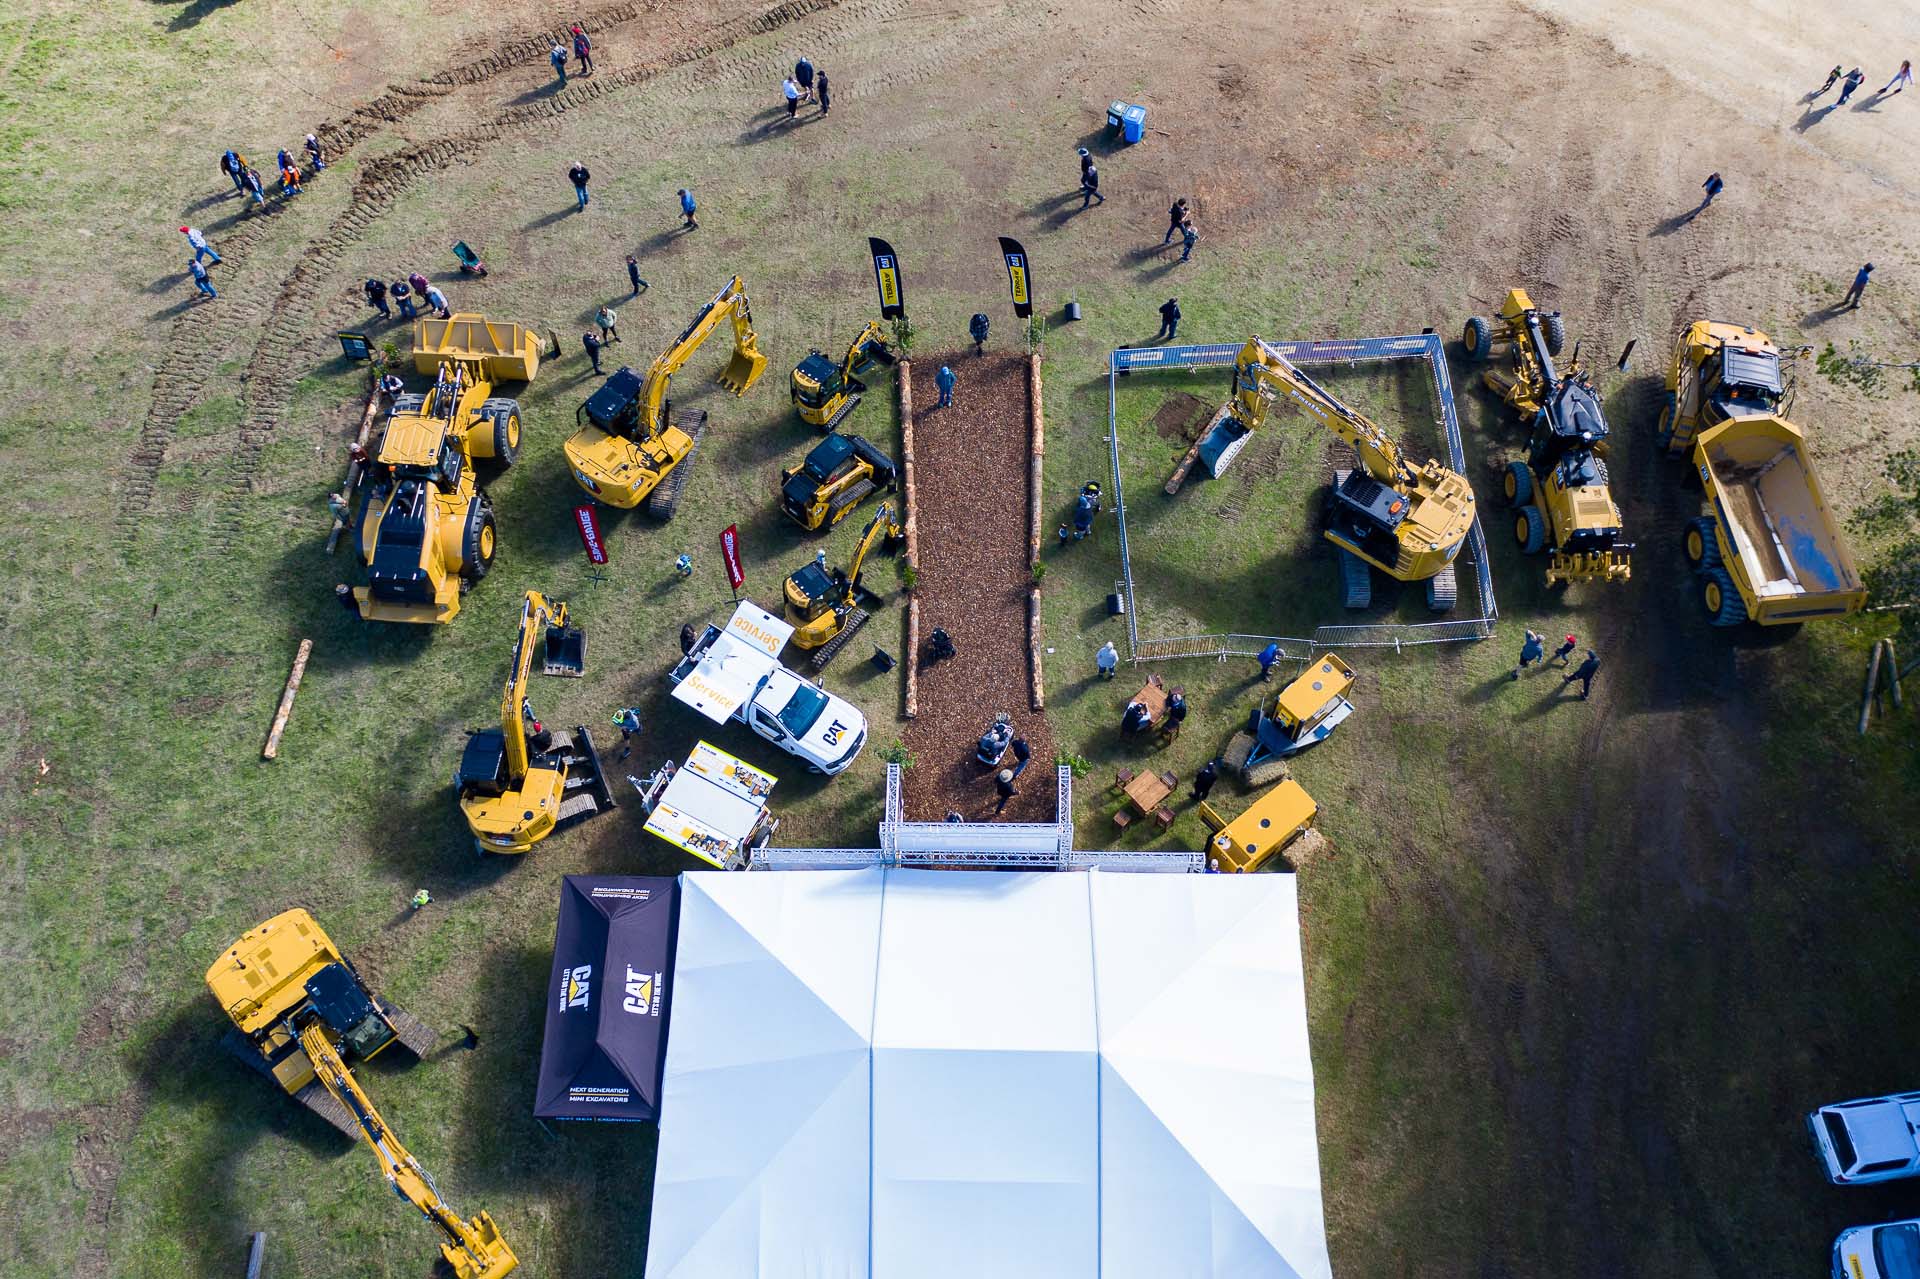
[498, 591, 565, 781]
[639, 275, 767, 443]
[1232, 338, 1415, 485]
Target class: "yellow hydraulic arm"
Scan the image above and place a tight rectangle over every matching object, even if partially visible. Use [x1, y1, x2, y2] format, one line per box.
[636, 275, 766, 444]
[844, 501, 900, 591]
[299, 1022, 517, 1279]
[1229, 338, 1420, 487]
[498, 591, 566, 784]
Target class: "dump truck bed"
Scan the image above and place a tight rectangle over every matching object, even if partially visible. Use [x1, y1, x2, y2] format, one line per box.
[413, 313, 541, 381]
[1696, 415, 1865, 624]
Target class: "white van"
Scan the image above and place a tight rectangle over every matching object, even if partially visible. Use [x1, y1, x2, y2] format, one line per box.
[1832, 1218, 1920, 1279]
[1808, 1091, 1920, 1185]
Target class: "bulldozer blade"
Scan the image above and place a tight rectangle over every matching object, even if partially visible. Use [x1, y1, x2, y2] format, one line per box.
[717, 349, 768, 395]
[555, 726, 617, 828]
[543, 624, 587, 677]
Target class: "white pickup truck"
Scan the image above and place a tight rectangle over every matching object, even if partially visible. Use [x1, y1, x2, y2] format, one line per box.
[668, 603, 868, 776]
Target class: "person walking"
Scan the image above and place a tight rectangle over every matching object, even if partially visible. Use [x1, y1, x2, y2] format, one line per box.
[678, 187, 698, 229]
[1840, 68, 1866, 104]
[675, 553, 694, 578]
[572, 26, 594, 75]
[551, 43, 569, 84]
[180, 226, 220, 265]
[795, 55, 815, 101]
[1258, 641, 1280, 681]
[1562, 649, 1600, 700]
[1699, 172, 1724, 209]
[1190, 759, 1219, 804]
[277, 146, 295, 176]
[1080, 162, 1104, 208]
[423, 284, 450, 318]
[1096, 640, 1119, 679]
[1009, 737, 1032, 780]
[626, 254, 649, 296]
[410, 888, 433, 911]
[243, 164, 266, 207]
[1549, 632, 1577, 666]
[305, 133, 327, 171]
[1077, 147, 1093, 181]
[994, 769, 1018, 815]
[1813, 65, 1845, 98]
[1179, 219, 1199, 263]
[1846, 262, 1874, 309]
[1155, 297, 1181, 342]
[582, 330, 604, 374]
[614, 706, 641, 760]
[568, 160, 591, 211]
[1163, 197, 1189, 244]
[969, 312, 990, 355]
[220, 149, 245, 195]
[935, 363, 956, 408]
[1512, 628, 1545, 680]
[188, 257, 216, 301]
[595, 305, 621, 344]
[279, 160, 302, 198]
[1880, 59, 1913, 95]
[364, 277, 390, 320]
[816, 70, 831, 116]
[391, 277, 417, 320]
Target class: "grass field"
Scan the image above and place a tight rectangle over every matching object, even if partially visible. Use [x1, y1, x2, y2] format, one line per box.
[7, 1, 1920, 1276]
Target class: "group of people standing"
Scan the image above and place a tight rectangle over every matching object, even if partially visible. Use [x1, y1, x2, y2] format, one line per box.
[781, 55, 831, 120]
[218, 136, 326, 210]
[363, 273, 453, 323]
[550, 26, 594, 82]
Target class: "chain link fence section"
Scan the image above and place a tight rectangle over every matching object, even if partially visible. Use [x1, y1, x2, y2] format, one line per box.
[1108, 334, 1498, 663]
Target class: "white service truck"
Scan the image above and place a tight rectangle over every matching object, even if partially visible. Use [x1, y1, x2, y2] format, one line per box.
[668, 603, 868, 775]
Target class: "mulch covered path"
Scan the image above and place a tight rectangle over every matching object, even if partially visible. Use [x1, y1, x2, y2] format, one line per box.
[900, 351, 1056, 823]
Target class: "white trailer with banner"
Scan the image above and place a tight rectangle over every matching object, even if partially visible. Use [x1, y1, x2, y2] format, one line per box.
[632, 741, 779, 870]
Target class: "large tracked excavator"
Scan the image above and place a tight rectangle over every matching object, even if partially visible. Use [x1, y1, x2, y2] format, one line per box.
[207, 909, 517, 1278]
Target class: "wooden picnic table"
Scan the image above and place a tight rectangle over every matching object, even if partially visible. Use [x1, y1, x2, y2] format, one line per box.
[1123, 768, 1175, 816]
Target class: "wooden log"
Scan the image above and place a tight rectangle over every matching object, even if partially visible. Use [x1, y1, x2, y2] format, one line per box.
[898, 358, 917, 567]
[1029, 589, 1045, 711]
[326, 374, 386, 554]
[1165, 402, 1232, 495]
[904, 597, 920, 721]
[1026, 354, 1046, 712]
[263, 639, 313, 760]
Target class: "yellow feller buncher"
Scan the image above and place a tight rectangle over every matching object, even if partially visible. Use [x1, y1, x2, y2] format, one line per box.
[791, 318, 896, 431]
[783, 501, 903, 669]
[1195, 337, 1478, 610]
[1655, 320, 1866, 625]
[352, 315, 541, 624]
[1462, 289, 1631, 586]
[455, 590, 615, 854]
[207, 909, 516, 1278]
[564, 275, 767, 517]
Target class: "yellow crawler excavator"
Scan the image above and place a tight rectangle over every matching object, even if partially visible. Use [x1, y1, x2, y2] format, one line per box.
[565, 276, 768, 517]
[455, 590, 615, 854]
[207, 909, 517, 1278]
[1198, 336, 1478, 610]
[782, 501, 903, 669]
[790, 318, 896, 431]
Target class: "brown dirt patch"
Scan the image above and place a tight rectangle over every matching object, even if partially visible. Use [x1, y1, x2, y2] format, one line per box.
[1152, 391, 1211, 442]
[901, 352, 1055, 823]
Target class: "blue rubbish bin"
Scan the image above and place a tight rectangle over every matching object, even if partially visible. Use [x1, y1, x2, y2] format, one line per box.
[1121, 103, 1147, 143]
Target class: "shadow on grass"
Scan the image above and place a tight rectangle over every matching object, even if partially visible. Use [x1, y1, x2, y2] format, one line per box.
[522, 207, 577, 234]
[508, 81, 566, 107]
[1794, 102, 1840, 132]
[156, 0, 243, 31]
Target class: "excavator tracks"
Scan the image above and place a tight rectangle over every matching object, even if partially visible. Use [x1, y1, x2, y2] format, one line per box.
[380, 1001, 439, 1057]
[810, 608, 870, 669]
[647, 412, 708, 521]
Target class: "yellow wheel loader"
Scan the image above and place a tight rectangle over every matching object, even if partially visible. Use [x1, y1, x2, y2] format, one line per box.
[791, 318, 896, 431]
[1656, 321, 1865, 626]
[783, 501, 903, 669]
[1195, 337, 1477, 610]
[455, 591, 615, 854]
[352, 315, 542, 624]
[565, 276, 767, 516]
[207, 909, 517, 1278]
[1462, 289, 1631, 587]
[779, 431, 899, 531]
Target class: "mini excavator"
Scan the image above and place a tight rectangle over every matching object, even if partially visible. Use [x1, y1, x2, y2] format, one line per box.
[790, 319, 896, 431]
[455, 590, 615, 854]
[1462, 289, 1631, 586]
[565, 276, 768, 516]
[207, 909, 517, 1279]
[1195, 337, 1478, 610]
[783, 501, 903, 669]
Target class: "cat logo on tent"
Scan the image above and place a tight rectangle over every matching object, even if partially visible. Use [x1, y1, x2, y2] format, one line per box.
[562, 963, 592, 1011]
[623, 965, 662, 1017]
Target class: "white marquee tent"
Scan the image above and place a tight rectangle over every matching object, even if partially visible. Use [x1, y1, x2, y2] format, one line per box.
[648, 869, 1332, 1279]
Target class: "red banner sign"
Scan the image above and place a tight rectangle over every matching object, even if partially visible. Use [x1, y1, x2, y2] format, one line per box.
[574, 505, 608, 565]
[720, 523, 744, 591]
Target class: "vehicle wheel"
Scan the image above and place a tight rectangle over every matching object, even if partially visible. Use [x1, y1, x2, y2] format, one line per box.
[482, 398, 521, 467]
[1221, 731, 1255, 778]
[1503, 460, 1533, 506]
[461, 500, 496, 581]
[1515, 504, 1546, 554]
[1701, 566, 1748, 626]
[1462, 316, 1493, 362]
[1543, 313, 1567, 357]
[1653, 392, 1678, 452]
[1683, 516, 1720, 570]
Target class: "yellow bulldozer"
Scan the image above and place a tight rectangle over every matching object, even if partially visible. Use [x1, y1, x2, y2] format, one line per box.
[1462, 289, 1631, 586]
[565, 275, 767, 517]
[778, 431, 899, 532]
[455, 590, 616, 854]
[790, 318, 896, 431]
[1194, 337, 1477, 610]
[783, 501, 903, 669]
[207, 909, 517, 1278]
[351, 315, 542, 624]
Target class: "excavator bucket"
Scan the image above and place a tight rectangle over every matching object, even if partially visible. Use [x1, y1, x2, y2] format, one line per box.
[717, 344, 768, 396]
[441, 1209, 518, 1279]
[543, 623, 587, 677]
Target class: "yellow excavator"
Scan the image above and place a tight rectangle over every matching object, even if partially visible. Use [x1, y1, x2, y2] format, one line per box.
[1462, 289, 1631, 586]
[1200, 336, 1478, 610]
[564, 276, 767, 517]
[455, 591, 615, 854]
[783, 501, 903, 669]
[790, 319, 896, 431]
[207, 909, 516, 1278]
[352, 315, 541, 624]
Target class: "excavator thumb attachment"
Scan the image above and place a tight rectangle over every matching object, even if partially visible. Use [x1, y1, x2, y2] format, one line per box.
[543, 623, 587, 677]
[441, 1209, 518, 1279]
[717, 345, 768, 396]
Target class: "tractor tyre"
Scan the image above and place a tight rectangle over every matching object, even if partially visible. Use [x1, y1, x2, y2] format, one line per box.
[1221, 731, 1256, 780]
[1462, 316, 1493, 362]
[482, 398, 521, 468]
[1515, 504, 1547, 554]
[1684, 516, 1720, 570]
[1503, 460, 1533, 506]
[1653, 392, 1678, 453]
[1543, 313, 1567, 357]
[390, 393, 425, 417]
[1701, 566, 1748, 626]
[461, 500, 496, 581]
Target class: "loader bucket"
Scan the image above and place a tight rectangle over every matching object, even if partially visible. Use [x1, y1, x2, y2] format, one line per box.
[717, 345, 768, 395]
[543, 624, 587, 677]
